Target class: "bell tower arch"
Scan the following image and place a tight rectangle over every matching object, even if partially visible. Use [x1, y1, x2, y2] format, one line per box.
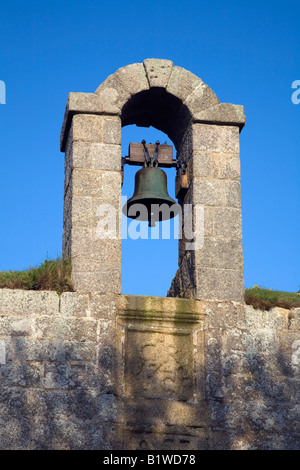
[60, 59, 246, 301]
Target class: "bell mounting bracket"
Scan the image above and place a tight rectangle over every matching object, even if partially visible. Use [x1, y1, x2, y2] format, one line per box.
[122, 140, 177, 169]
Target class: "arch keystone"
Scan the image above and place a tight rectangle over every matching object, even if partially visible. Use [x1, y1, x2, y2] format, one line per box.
[143, 58, 173, 88]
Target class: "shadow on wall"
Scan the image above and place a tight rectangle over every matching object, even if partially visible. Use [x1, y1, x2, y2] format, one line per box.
[206, 320, 300, 450]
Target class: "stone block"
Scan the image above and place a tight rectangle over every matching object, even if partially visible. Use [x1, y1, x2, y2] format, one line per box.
[71, 230, 121, 264]
[193, 103, 246, 129]
[192, 123, 240, 154]
[166, 66, 205, 103]
[0, 362, 43, 388]
[190, 179, 223, 206]
[102, 116, 121, 145]
[35, 317, 98, 342]
[59, 292, 90, 317]
[28, 389, 120, 449]
[60, 92, 115, 151]
[264, 307, 289, 330]
[94, 72, 131, 112]
[289, 308, 300, 331]
[44, 363, 100, 390]
[0, 289, 59, 316]
[118, 293, 203, 318]
[211, 153, 240, 180]
[72, 114, 104, 143]
[71, 140, 122, 172]
[195, 238, 243, 270]
[72, 168, 121, 200]
[195, 267, 244, 302]
[0, 389, 30, 449]
[114, 62, 149, 96]
[91, 142, 121, 171]
[224, 181, 241, 208]
[214, 207, 242, 239]
[0, 317, 34, 337]
[71, 141, 91, 169]
[184, 82, 219, 116]
[72, 269, 121, 294]
[204, 302, 246, 330]
[190, 151, 212, 179]
[14, 337, 97, 363]
[71, 196, 93, 227]
[89, 293, 119, 319]
[143, 58, 173, 88]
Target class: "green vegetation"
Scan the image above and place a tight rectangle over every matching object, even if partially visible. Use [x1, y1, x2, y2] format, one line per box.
[0, 258, 74, 294]
[245, 285, 300, 310]
[0, 259, 299, 311]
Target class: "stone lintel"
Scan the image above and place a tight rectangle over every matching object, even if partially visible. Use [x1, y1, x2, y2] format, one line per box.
[118, 294, 204, 323]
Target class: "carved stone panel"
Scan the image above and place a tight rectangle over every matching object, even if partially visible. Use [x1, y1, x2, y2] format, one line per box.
[124, 327, 194, 401]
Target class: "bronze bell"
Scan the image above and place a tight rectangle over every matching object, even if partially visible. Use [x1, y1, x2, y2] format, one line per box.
[123, 166, 179, 227]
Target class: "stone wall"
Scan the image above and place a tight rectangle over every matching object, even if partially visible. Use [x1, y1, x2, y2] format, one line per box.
[1, 288, 299, 450]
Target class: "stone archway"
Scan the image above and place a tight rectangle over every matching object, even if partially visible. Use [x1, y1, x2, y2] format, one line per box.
[60, 59, 246, 300]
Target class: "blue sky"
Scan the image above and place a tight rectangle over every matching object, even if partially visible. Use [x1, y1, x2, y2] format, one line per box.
[0, 0, 299, 296]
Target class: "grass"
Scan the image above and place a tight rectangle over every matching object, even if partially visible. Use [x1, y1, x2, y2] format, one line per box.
[245, 286, 300, 311]
[0, 258, 74, 294]
[0, 259, 299, 311]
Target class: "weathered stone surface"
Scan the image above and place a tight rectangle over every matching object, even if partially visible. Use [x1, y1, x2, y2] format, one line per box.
[0, 289, 59, 316]
[71, 230, 121, 263]
[211, 152, 240, 180]
[35, 317, 98, 342]
[190, 179, 224, 206]
[214, 207, 242, 239]
[289, 308, 300, 331]
[195, 267, 245, 302]
[60, 92, 108, 152]
[91, 143, 121, 171]
[59, 292, 90, 317]
[94, 72, 131, 112]
[166, 66, 205, 103]
[72, 114, 103, 142]
[190, 152, 212, 179]
[193, 102, 246, 128]
[72, 269, 121, 294]
[124, 328, 194, 400]
[184, 82, 219, 117]
[192, 123, 240, 153]
[71, 141, 121, 171]
[72, 168, 121, 200]
[114, 62, 149, 96]
[143, 58, 173, 88]
[195, 238, 244, 270]
[14, 337, 97, 363]
[224, 181, 241, 208]
[0, 317, 34, 337]
[0, 290, 299, 449]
